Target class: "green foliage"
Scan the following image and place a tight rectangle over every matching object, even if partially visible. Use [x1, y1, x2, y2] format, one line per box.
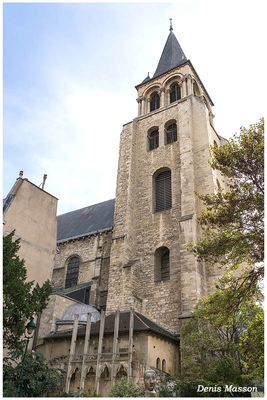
[180, 290, 264, 386]
[110, 377, 143, 397]
[3, 231, 52, 360]
[190, 119, 264, 303]
[3, 352, 64, 397]
[239, 308, 264, 380]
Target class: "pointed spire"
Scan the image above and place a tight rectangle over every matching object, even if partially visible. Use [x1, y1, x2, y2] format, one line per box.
[152, 22, 187, 79]
[141, 72, 151, 84]
[169, 18, 173, 31]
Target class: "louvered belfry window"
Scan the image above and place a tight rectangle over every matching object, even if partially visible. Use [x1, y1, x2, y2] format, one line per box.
[170, 83, 181, 103]
[166, 123, 177, 144]
[155, 169, 172, 212]
[65, 256, 80, 288]
[148, 129, 159, 150]
[150, 92, 160, 111]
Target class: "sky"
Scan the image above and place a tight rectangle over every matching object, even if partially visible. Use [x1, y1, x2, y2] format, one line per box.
[3, 0, 265, 215]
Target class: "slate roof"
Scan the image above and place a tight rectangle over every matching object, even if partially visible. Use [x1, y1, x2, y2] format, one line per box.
[153, 30, 187, 78]
[57, 199, 115, 243]
[136, 30, 187, 87]
[141, 73, 151, 84]
[46, 310, 179, 342]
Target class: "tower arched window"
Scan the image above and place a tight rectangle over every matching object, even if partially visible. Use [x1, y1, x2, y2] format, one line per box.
[150, 92, 160, 111]
[162, 359, 166, 372]
[170, 82, 181, 103]
[165, 122, 177, 144]
[148, 129, 159, 151]
[156, 357, 161, 369]
[65, 256, 80, 288]
[154, 169, 172, 212]
[154, 246, 170, 282]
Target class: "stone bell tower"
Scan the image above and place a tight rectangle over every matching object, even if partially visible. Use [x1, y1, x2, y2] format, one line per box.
[106, 23, 224, 333]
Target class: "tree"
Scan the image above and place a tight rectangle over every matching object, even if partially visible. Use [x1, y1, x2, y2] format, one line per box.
[191, 119, 264, 305]
[3, 352, 64, 397]
[3, 232, 62, 396]
[179, 290, 263, 390]
[110, 377, 143, 397]
[239, 308, 264, 381]
[180, 120, 264, 394]
[3, 231, 52, 361]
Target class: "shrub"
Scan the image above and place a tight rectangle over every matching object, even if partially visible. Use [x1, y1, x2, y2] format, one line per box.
[110, 377, 142, 397]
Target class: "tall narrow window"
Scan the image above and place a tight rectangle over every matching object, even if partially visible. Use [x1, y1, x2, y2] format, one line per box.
[148, 129, 159, 151]
[155, 169, 172, 212]
[65, 256, 80, 288]
[170, 83, 181, 103]
[150, 92, 160, 111]
[165, 123, 177, 144]
[156, 357, 161, 369]
[162, 359, 166, 372]
[154, 247, 170, 282]
[160, 248, 170, 281]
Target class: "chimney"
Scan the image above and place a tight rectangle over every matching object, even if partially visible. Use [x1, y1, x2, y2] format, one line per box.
[41, 174, 47, 190]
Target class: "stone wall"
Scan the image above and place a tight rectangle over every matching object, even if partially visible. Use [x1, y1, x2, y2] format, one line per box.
[106, 63, 224, 333]
[147, 335, 179, 375]
[52, 230, 112, 308]
[53, 231, 111, 287]
[38, 230, 113, 342]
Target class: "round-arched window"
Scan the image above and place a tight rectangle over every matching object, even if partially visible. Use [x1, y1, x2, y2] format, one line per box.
[148, 129, 159, 151]
[165, 123, 177, 144]
[154, 247, 170, 282]
[170, 83, 181, 103]
[65, 256, 80, 288]
[150, 92, 160, 111]
[154, 169, 172, 212]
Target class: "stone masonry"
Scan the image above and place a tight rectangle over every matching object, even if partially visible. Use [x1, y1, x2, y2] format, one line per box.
[106, 63, 225, 333]
[52, 230, 112, 309]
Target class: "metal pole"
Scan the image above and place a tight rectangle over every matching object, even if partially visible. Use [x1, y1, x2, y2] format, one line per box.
[16, 337, 30, 397]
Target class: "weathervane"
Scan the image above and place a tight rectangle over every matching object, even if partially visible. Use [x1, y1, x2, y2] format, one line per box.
[169, 18, 173, 31]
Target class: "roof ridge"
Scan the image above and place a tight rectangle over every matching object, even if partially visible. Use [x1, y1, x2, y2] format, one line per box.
[135, 311, 175, 335]
[134, 312, 150, 329]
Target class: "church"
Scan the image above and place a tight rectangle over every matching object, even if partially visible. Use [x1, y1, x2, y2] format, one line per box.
[4, 23, 227, 396]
